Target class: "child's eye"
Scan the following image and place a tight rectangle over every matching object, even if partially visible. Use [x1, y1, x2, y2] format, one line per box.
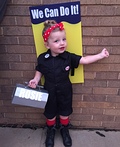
[63, 38, 66, 41]
[54, 40, 59, 42]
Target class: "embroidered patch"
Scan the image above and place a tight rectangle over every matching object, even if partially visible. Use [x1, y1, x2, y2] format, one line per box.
[65, 66, 70, 71]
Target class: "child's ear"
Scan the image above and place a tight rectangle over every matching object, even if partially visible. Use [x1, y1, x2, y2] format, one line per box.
[44, 42, 50, 49]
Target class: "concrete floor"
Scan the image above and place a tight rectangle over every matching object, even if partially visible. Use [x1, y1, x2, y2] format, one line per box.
[0, 127, 120, 147]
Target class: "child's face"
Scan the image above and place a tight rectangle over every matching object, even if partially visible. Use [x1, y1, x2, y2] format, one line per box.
[45, 30, 67, 57]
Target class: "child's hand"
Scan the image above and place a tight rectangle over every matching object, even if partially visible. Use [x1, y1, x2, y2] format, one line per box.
[100, 48, 109, 58]
[28, 79, 38, 88]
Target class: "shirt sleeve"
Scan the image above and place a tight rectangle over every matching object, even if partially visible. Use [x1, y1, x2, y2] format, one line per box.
[71, 53, 82, 68]
[35, 54, 43, 72]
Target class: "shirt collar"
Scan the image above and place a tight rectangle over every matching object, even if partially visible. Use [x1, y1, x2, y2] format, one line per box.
[44, 49, 68, 59]
[58, 51, 68, 59]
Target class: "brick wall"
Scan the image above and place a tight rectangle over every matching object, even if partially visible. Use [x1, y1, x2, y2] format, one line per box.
[0, 0, 120, 129]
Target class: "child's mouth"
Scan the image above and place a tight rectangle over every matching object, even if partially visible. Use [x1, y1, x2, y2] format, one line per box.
[60, 47, 64, 51]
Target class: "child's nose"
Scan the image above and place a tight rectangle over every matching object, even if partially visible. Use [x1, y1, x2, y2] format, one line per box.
[60, 40, 64, 44]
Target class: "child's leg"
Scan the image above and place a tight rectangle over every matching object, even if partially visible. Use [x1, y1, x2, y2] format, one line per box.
[60, 116, 69, 126]
[46, 117, 56, 126]
[45, 117, 56, 147]
[59, 115, 72, 147]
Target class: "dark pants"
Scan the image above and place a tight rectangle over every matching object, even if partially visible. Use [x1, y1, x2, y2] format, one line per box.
[44, 81, 73, 119]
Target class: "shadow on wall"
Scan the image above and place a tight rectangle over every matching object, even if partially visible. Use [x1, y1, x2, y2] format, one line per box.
[0, 0, 8, 23]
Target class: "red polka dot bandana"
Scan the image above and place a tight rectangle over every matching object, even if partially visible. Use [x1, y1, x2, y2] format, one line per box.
[43, 22, 64, 42]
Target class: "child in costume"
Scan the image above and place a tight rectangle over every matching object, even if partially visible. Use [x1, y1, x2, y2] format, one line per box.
[28, 20, 109, 147]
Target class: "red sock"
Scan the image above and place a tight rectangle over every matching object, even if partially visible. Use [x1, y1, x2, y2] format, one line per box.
[46, 118, 56, 126]
[60, 117, 69, 126]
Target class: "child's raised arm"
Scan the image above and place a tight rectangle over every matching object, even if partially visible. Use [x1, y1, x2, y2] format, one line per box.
[80, 48, 109, 65]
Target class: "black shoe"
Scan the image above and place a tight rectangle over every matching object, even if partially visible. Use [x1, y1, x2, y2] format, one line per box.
[45, 125, 56, 147]
[60, 125, 72, 147]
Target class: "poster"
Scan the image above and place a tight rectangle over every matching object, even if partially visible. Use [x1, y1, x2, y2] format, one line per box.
[29, 1, 84, 83]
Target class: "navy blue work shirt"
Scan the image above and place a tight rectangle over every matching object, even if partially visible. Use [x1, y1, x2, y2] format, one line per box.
[36, 49, 82, 85]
